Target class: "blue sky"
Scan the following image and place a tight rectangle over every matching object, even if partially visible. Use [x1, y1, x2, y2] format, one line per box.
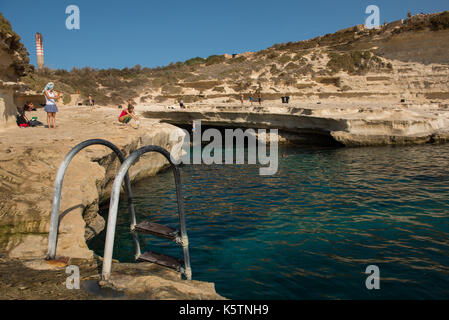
[1, 0, 447, 70]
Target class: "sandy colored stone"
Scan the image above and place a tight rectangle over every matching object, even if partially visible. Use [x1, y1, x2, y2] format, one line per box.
[0, 105, 184, 259]
[140, 101, 449, 147]
[106, 262, 225, 300]
[0, 258, 225, 300]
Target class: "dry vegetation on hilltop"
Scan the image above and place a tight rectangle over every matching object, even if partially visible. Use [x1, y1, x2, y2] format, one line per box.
[19, 10, 449, 105]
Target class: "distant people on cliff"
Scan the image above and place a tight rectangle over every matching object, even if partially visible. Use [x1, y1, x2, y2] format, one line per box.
[118, 104, 139, 125]
[43, 82, 61, 129]
[180, 99, 185, 109]
[258, 92, 262, 106]
[88, 95, 94, 107]
[249, 92, 254, 106]
[240, 93, 244, 105]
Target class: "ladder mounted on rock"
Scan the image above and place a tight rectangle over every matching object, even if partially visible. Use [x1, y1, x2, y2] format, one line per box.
[46, 140, 191, 281]
[102, 145, 191, 280]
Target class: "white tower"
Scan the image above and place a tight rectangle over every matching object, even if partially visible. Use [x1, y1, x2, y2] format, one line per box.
[35, 33, 44, 69]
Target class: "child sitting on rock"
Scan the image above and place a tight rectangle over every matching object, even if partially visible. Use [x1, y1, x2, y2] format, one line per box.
[118, 104, 139, 125]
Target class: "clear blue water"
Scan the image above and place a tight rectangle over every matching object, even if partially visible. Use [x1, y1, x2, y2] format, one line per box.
[89, 144, 449, 299]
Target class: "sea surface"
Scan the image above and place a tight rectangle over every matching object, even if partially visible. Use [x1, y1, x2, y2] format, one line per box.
[89, 144, 449, 299]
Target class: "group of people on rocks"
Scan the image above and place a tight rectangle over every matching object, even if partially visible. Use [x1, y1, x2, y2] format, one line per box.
[21, 82, 267, 129]
[18, 82, 139, 129]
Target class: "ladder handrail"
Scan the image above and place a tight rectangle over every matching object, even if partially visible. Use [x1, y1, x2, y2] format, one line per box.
[46, 139, 140, 260]
[102, 145, 192, 281]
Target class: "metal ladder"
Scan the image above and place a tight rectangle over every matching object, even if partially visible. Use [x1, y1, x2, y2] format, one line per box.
[102, 145, 192, 280]
[46, 140, 192, 281]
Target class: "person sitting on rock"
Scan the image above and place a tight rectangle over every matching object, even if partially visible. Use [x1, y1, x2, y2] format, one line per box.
[118, 104, 139, 124]
[16, 106, 30, 127]
[24, 101, 36, 111]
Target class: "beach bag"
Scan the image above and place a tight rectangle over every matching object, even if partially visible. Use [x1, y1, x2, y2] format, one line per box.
[16, 114, 28, 126]
[29, 119, 43, 127]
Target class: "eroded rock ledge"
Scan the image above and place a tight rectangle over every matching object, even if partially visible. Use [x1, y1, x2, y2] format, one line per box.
[141, 102, 449, 147]
[0, 106, 182, 259]
[0, 106, 224, 299]
[0, 257, 224, 299]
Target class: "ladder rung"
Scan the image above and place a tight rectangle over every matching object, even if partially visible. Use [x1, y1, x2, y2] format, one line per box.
[137, 251, 183, 272]
[134, 221, 179, 240]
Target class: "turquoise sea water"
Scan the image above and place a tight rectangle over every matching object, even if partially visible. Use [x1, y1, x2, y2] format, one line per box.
[89, 144, 449, 299]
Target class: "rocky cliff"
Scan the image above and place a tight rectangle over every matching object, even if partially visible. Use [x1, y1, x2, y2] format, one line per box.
[142, 101, 449, 147]
[0, 105, 227, 299]
[0, 107, 183, 259]
[0, 12, 32, 128]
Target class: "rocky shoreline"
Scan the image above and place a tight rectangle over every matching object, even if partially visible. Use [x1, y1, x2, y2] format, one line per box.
[140, 101, 449, 147]
[0, 256, 224, 299]
[1, 100, 449, 299]
[0, 105, 224, 299]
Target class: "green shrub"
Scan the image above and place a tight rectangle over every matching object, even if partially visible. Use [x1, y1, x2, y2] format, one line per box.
[228, 55, 246, 64]
[279, 54, 291, 65]
[184, 57, 206, 66]
[327, 52, 356, 73]
[267, 52, 280, 59]
[326, 51, 377, 74]
[293, 51, 307, 61]
[430, 11, 449, 30]
[285, 62, 297, 70]
[206, 55, 226, 65]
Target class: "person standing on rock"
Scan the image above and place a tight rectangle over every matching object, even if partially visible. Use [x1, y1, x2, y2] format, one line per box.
[249, 92, 254, 106]
[240, 93, 244, 105]
[42, 82, 60, 129]
[258, 92, 262, 106]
